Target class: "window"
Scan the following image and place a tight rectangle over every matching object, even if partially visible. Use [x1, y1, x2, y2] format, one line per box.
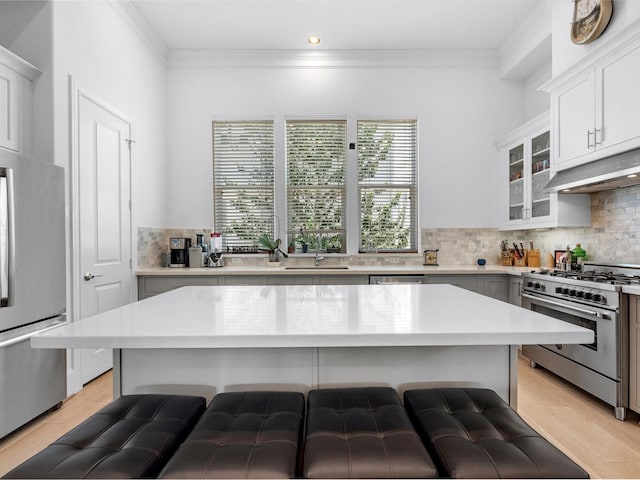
[286, 120, 347, 252]
[358, 120, 417, 252]
[212, 121, 274, 247]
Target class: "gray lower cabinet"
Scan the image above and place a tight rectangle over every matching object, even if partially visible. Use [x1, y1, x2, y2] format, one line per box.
[138, 274, 369, 299]
[481, 275, 509, 303]
[630, 295, 640, 414]
[222, 276, 267, 285]
[138, 276, 220, 299]
[138, 273, 511, 302]
[316, 275, 369, 285]
[425, 274, 509, 302]
[426, 275, 479, 293]
[508, 276, 522, 306]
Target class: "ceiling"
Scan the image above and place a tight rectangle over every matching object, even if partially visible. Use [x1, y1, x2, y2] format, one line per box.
[127, 0, 542, 52]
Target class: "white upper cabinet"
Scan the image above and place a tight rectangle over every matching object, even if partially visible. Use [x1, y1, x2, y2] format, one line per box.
[497, 112, 591, 230]
[0, 46, 40, 154]
[546, 31, 640, 171]
[0, 63, 20, 152]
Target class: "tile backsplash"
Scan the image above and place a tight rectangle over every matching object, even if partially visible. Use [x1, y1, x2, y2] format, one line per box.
[138, 185, 640, 268]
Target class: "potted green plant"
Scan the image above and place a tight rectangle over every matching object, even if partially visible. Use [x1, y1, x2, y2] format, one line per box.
[257, 234, 288, 263]
[297, 228, 310, 253]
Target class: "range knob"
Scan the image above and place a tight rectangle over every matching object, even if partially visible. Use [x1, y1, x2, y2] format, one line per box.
[534, 283, 542, 290]
[527, 281, 535, 288]
[555, 287, 563, 294]
[569, 289, 577, 297]
[593, 294, 603, 303]
[562, 287, 570, 295]
[576, 291, 585, 298]
[584, 292, 593, 300]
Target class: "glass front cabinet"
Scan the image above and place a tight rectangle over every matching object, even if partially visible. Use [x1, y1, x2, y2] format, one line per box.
[498, 112, 591, 230]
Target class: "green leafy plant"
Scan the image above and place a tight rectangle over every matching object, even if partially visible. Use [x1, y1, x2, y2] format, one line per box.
[257, 234, 288, 259]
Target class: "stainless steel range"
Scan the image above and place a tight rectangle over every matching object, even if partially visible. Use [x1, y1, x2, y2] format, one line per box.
[521, 262, 638, 421]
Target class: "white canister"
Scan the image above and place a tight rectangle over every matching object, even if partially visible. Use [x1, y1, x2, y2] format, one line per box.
[189, 246, 203, 268]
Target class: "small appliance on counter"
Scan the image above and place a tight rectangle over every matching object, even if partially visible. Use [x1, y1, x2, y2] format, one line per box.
[169, 238, 190, 267]
[189, 245, 203, 268]
[207, 232, 224, 267]
[208, 251, 224, 268]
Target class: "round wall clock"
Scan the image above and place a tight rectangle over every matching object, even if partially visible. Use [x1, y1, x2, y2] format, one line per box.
[571, 0, 613, 45]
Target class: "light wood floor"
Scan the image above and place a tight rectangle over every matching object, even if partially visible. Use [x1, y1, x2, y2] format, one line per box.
[1, 355, 639, 478]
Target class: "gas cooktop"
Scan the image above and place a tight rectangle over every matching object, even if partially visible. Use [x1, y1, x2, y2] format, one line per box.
[545, 269, 640, 286]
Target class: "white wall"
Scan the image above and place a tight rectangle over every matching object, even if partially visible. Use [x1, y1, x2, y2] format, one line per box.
[49, 1, 167, 394]
[166, 62, 524, 230]
[51, 1, 168, 228]
[551, 0, 640, 75]
[523, 60, 551, 120]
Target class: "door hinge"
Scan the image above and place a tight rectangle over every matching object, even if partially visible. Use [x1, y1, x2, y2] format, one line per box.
[125, 139, 136, 150]
[128, 200, 132, 210]
[129, 258, 133, 269]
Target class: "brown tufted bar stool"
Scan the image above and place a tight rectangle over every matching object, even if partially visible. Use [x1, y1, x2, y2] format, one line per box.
[158, 391, 305, 479]
[404, 388, 590, 479]
[303, 387, 439, 478]
[2, 394, 206, 479]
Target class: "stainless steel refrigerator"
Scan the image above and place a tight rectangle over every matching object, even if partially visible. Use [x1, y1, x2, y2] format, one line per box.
[0, 149, 66, 439]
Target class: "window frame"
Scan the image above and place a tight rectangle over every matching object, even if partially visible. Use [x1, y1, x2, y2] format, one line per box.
[285, 118, 348, 252]
[212, 119, 276, 248]
[356, 118, 419, 253]
[211, 115, 419, 254]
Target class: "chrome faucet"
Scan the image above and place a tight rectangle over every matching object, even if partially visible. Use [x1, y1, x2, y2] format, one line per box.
[315, 235, 325, 266]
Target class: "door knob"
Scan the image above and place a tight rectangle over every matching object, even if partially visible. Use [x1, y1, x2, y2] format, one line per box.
[84, 273, 103, 281]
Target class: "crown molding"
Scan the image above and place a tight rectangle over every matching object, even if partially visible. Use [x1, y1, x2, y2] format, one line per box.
[107, 0, 169, 64]
[498, 1, 552, 80]
[166, 49, 499, 69]
[0, 44, 41, 80]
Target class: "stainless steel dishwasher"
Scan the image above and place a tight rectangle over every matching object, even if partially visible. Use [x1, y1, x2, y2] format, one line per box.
[369, 275, 426, 284]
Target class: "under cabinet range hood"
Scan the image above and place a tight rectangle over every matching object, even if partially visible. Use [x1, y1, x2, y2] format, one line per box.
[544, 148, 640, 194]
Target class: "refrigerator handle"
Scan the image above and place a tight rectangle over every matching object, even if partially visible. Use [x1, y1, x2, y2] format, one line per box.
[0, 315, 68, 349]
[0, 168, 9, 308]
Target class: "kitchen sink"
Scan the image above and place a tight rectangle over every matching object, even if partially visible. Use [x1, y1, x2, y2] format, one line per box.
[284, 266, 349, 270]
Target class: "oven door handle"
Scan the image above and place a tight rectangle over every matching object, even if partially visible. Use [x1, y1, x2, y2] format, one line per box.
[521, 293, 609, 319]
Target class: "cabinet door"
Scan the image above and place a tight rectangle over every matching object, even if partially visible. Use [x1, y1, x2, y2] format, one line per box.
[316, 275, 368, 285]
[0, 63, 20, 152]
[508, 277, 522, 307]
[266, 275, 314, 286]
[481, 275, 509, 302]
[630, 296, 640, 414]
[138, 275, 219, 299]
[426, 275, 478, 293]
[222, 276, 266, 285]
[553, 72, 595, 170]
[597, 40, 640, 155]
[507, 143, 525, 223]
[529, 130, 551, 221]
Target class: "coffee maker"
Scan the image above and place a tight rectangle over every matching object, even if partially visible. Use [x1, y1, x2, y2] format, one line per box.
[169, 238, 190, 267]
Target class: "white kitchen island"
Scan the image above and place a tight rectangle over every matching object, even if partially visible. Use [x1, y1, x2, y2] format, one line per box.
[32, 284, 593, 406]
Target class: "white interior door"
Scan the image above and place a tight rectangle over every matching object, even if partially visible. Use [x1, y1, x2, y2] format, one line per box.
[77, 92, 132, 385]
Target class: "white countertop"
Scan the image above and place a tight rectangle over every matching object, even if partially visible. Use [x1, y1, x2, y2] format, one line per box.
[32, 284, 592, 349]
[623, 285, 640, 296]
[136, 265, 531, 276]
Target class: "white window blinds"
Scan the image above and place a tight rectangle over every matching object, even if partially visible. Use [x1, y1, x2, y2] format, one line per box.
[212, 121, 274, 247]
[286, 120, 346, 251]
[358, 119, 417, 252]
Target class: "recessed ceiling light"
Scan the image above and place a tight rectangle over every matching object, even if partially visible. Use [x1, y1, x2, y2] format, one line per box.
[307, 35, 321, 45]
[627, 174, 638, 178]
[562, 189, 572, 193]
